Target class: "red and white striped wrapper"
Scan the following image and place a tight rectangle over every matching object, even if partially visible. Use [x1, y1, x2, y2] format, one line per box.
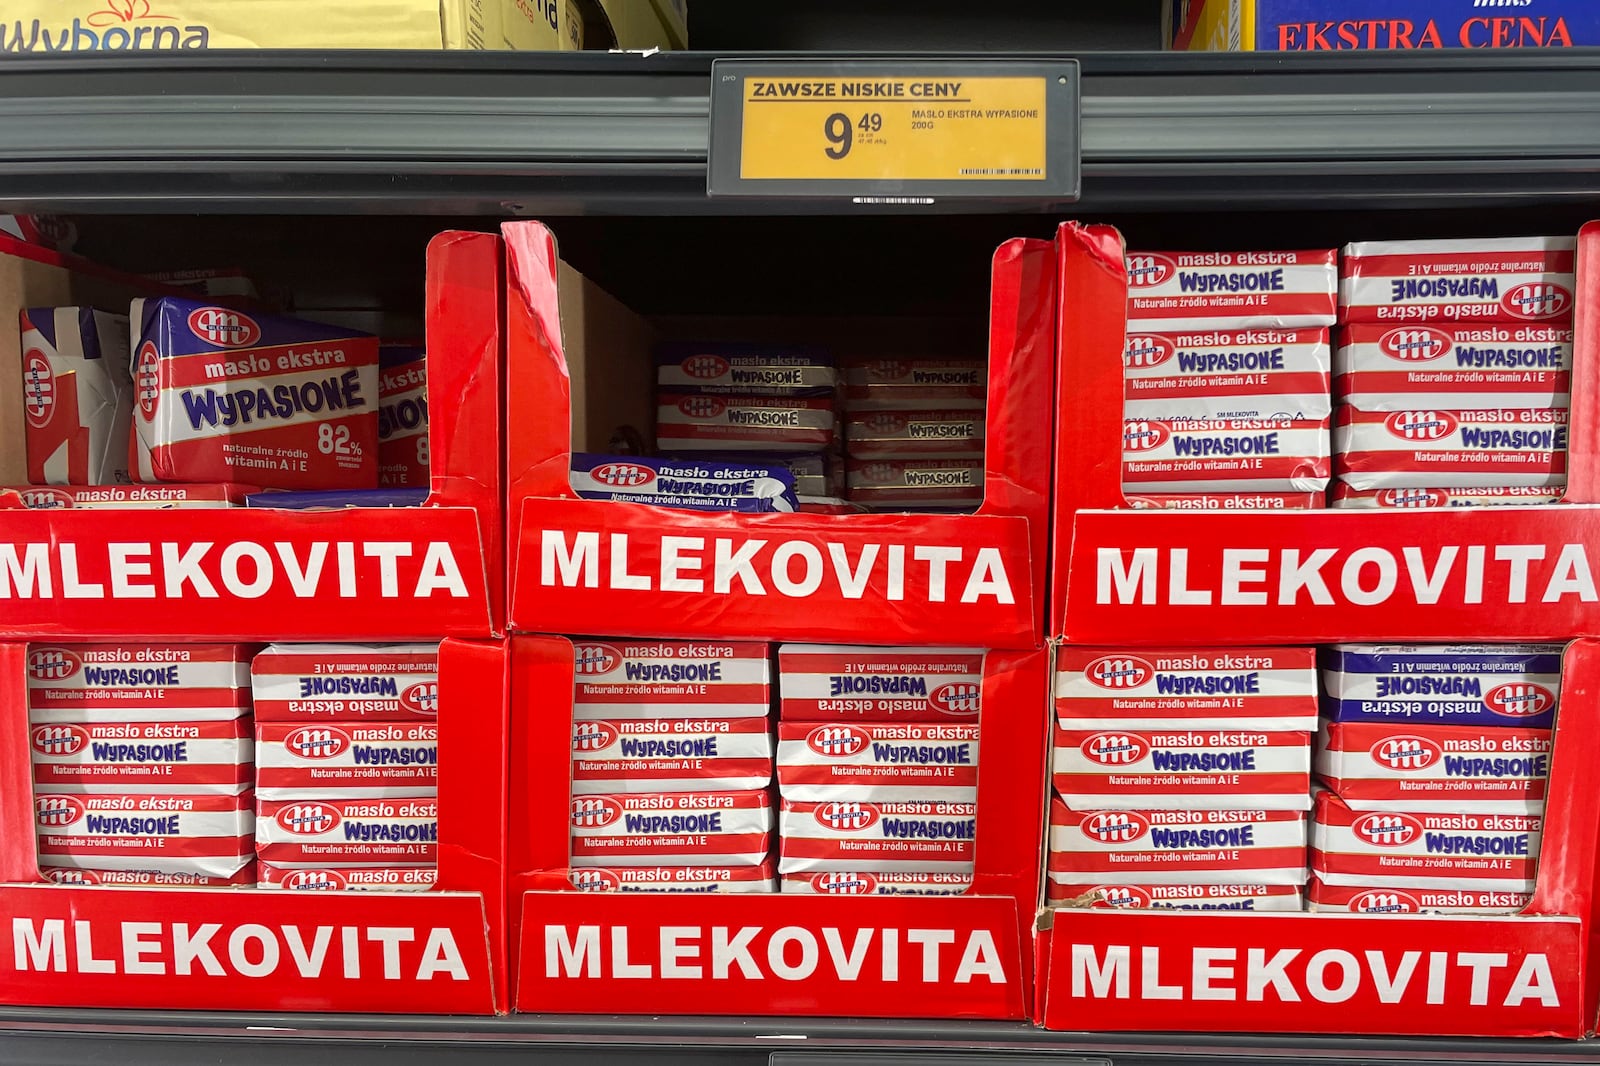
[845, 457, 985, 509]
[2, 484, 252, 509]
[31, 719, 252, 794]
[39, 864, 255, 887]
[569, 790, 772, 868]
[250, 643, 438, 722]
[1340, 237, 1577, 325]
[842, 359, 987, 410]
[1123, 327, 1332, 420]
[1315, 720, 1551, 813]
[1310, 790, 1540, 891]
[1046, 881, 1304, 910]
[1054, 725, 1311, 810]
[1333, 406, 1568, 489]
[255, 796, 437, 868]
[1048, 798, 1309, 886]
[1125, 250, 1338, 329]
[656, 393, 835, 453]
[1305, 875, 1530, 915]
[21, 307, 132, 485]
[257, 863, 436, 891]
[572, 639, 771, 720]
[777, 644, 984, 723]
[1123, 491, 1323, 510]
[1329, 484, 1564, 508]
[780, 870, 971, 895]
[255, 720, 438, 799]
[25, 643, 252, 722]
[776, 722, 978, 803]
[1123, 417, 1331, 492]
[1054, 647, 1318, 731]
[34, 792, 253, 877]
[843, 409, 985, 460]
[564, 861, 776, 893]
[570, 717, 773, 793]
[778, 800, 975, 874]
[1335, 323, 1573, 410]
[376, 346, 429, 488]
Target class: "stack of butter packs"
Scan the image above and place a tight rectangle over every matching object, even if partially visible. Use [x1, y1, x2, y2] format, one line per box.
[27, 642, 256, 887]
[1047, 648, 1317, 911]
[776, 645, 983, 894]
[251, 644, 441, 891]
[1310, 644, 1559, 914]
[1120, 250, 1336, 509]
[13, 297, 429, 509]
[840, 359, 988, 513]
[1333, 237, 1574, 509]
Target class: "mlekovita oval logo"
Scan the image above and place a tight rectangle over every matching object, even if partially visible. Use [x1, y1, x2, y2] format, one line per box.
[1080, 810, 1150, 844]
[187, 307, 262, 348]
[22, 352, 53, 428]
[574, 644, 621, 676]
[31, 724, 88, 757]
[1350, 889, 1420, 914]
[1370, 734, 1442, 771]
[283, 869, 349, 890]
[1081, 733, 1150, 766]
[813, 872, 878, 894]
[1377, 488, 1450, 508]
[806, 725, 871, 758]
[590, 462, 655, 489]
[1384, 410, 1458, 441]
[866, 412, 907, 434]
[45, 868, 97, 885]
[1353, 812, 1424, 848]
[135, 341, 161, 419]
[1379, 327, 1452, 362]
[401, 682, 438, 716]
[570, 796, 623, 829]
[1123, 334, 1175, 370]
[677, 395, 726, 419]
[18, 488, 75, 509]
[35, 795, 85, 828]
[1085, 655, 1154, 690]
[865, 361, 911, 382]
[276, 802, 341, 836]
[570, 868, 621, 892]
[931, 682, 981, 715]
[814, 802, 879, 833]
[681, 354, 730, 380]
[27, 647, 81, 681]
[1123, 421, 1170, 453]
[285, 726, 349, 760]
[1502, 283, 1571, 321]
[572, 721, 619, 753]
[1126, 253, 1177, 289]
[1483, 682, 1555, 719]
[1093, 885, 1150, 909]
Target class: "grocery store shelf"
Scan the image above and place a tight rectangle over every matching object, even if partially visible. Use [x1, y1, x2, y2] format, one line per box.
[3, 1010, 1600, 1065]
[5, 50, 1600, 212]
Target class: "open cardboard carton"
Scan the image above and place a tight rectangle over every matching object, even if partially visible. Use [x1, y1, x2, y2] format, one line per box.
[501, 220, 1056, 651]
[0, 637, 511, 1014]
[1034, 221, 1600, 1037]
[0, 231, 504, 641]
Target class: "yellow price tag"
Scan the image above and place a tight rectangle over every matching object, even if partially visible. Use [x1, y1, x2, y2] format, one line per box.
[738, 75, 1048, 183]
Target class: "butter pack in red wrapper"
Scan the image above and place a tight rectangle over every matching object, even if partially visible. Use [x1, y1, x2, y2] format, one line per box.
[571, 717, 773, 793]
[26, 642, 252, 722]
[31, 718, 252, 794]
[1125, 250, 1338, 329]
[780, 871, 972, 895]
[2, 483, 252, 509]
[572, 639, 771, 720]
[1053, 725, 1311, 811]
[1122, 491, 1323, 510]
[1123, 327, 1332, 421]
[777, 722, 978, 802]
[1305, 875, 1530, 915]
[255, 796, 437, 868]
[1045, 880, 1303, 910]
[1340, 237, 1576, 325]
[569, 790, 771, 868]
[1310, 790, 1539, 892]
[1332, 406, 1568, 489]
[1330, 484, 1563, 508]
[565, 861, 777, 893]
[129, 297, 379, 489]
[841, 359, 986, 410]
[40, 864, 256, 888]
[778, 644, 983, 723]
[1054, 647, 1318, 732]
[35, 792, 253, 878]
[845, 457, 984, 510]
[376, 345, 428, 488]
[20, 306, 132, 485]
[1048, 798, 1308, 886]
[1123, 417, 1331, 493]
[844, 409, 985, 460]
[250, 643, 438, 722]
[255, 720, 438, 799]
[257, 863, 436, 891]
[1335, 323, 1572, 410]
[778, 799, 975, 874]
[656, 393, 835, 453]
[1315, 720, 1551, 813]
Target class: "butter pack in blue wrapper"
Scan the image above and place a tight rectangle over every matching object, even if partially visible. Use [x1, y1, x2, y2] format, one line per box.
[656, 344, 836, 397]
[1320, 644, 1564, 729]
[570, 453, 798, 513]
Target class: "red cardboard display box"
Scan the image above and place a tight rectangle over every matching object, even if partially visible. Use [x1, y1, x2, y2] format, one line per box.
[0, 231, 504, 640]
[1036, 220, 1600, 1038]
[507, 634, 1049, 1020]
[0, 637, 511, 1014]
[502, 220, 1055, 650]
